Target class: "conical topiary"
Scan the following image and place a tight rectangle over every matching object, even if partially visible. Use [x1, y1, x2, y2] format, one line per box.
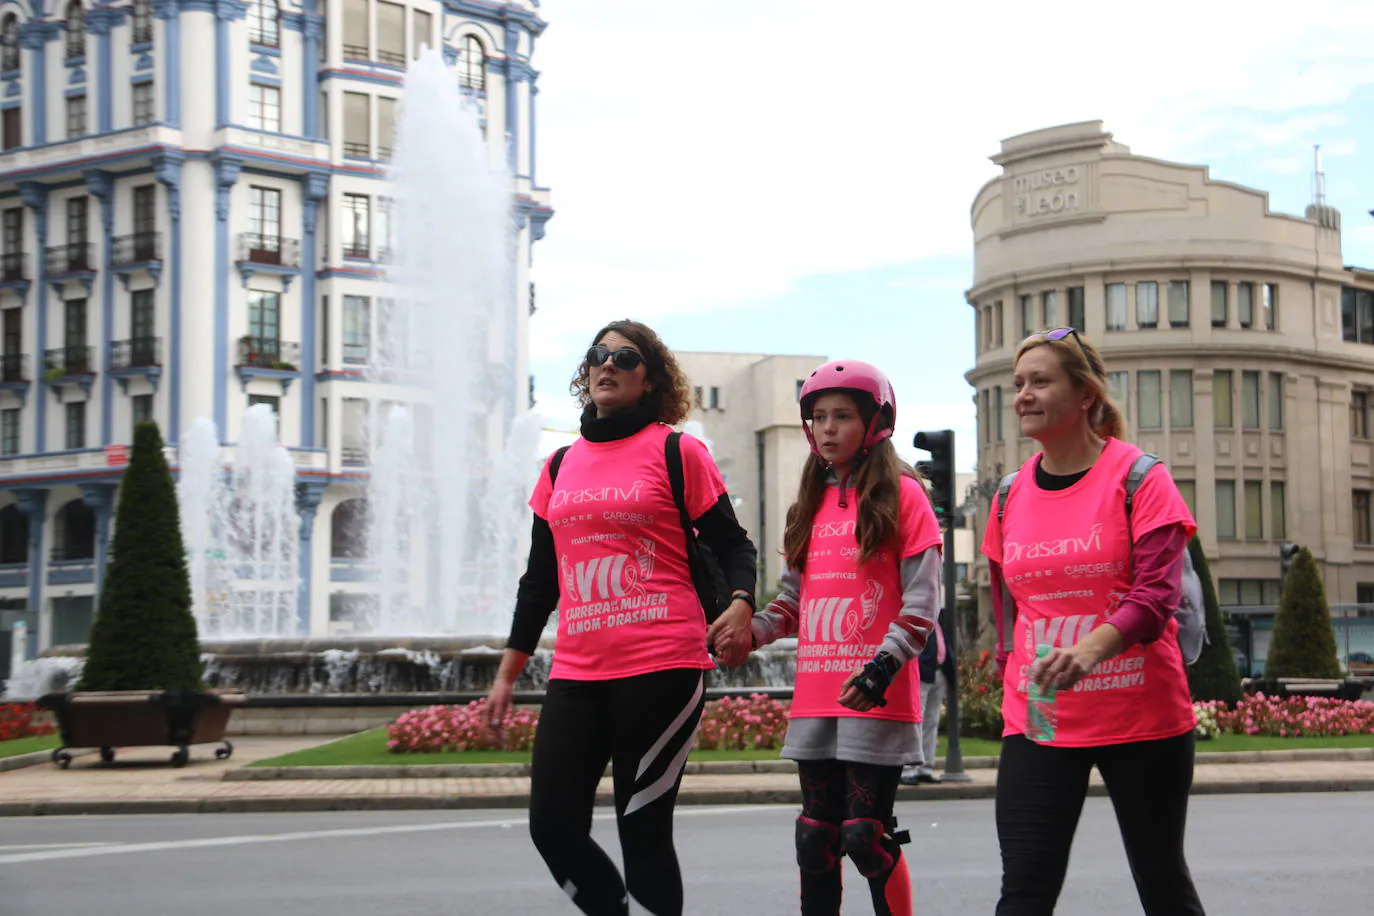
[77, 421, 202, 691]
[1184, 537, 1241, 705]
[1263, 546, 1342, 680]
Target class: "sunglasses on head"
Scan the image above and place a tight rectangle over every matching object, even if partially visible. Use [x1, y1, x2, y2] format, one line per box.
[1023, 327, 1101, 375]
[586, 344, 645, 372]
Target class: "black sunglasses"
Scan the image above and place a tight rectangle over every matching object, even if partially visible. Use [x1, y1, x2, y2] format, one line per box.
[1024, 327, 1102, 376]
[586, 344, 645, 372]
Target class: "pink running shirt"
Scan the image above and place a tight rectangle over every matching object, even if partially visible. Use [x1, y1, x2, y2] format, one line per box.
[981, 438, 1198, 746]
[791, 475, 943, 723]
[529, 423, 724, 681]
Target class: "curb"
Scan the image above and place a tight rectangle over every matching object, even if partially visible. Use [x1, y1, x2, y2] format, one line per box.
[0, 748, 92, 773]
[224, 747, 1374, 781]
[6, 775, 1374, 817]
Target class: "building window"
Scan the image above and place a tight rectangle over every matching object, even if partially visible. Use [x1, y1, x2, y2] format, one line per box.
[342, 0, 368, 59]
[412, 9, 432, 58]
[247, 186, 281, 259]
[1106, 283, 1126, 331]
[1219, 579, 1282, 606]
[1353, 391, 1370, 439]
[1067, 287, 1084, 331]
[1176, 479, 1196, 517]
[693, 386, 703, 409]
[1167, 281, 1189, 328]
[1356, 490, 1372, 545]
[1238, 282, 1254, 328]
[343, 91, 370, 158]
[1342, 287, 1374, 344]
[1271, 481, 1286, 539]
[248, 393, 280, 415]
[1, 407, 17, 455]
[1108, 371, 1129, 420]
[1170, 370, 1193, 428]
[2, 106, 19, 151]
[709, 386, 721, 410]
[459, 34, 486, 90]
[343, 295, 369, 361]
[1135, 281, 1159, 328]
[1241, 371, 1260, 430]
[67, 196, 87, 247]
[994, 386, 1003, 441]
[980, 389, 990, 443]
[64, 1, 85, 60]
[1019, 294, 1034, 338]
[377, 0, 405, 66]
[1, 14, 19, 71]
[1137, 371, 1162, 430]
[1216, 480, 1236, 540]
[1263, 283, 1278, 331]
[132, 81, 154, 126]
[375, 197, 393, 260]
[1042, 290, 1058, 329]
[1213, 370, 1233, 429]
[1268, 372, 1283, 430]
[1211, 280, 1227, 327]
[992, 299, 1004, 346]
[1244, 481, 1263, 539]
[377, 97, 396, 159]
[64, 298, 88, 353]
[248, 84, 281, 132]
[342, 194, 370, 258]
[132, 393, 152, 432]
[248, 0, 278, 47]
[795, 380, 804, 401]
[131, 0, 152, 44]
[65, 401, 85, 450]
[66, 93, 86, 138]
[131, 288, 155, 359]
[248, 290, 281, 348]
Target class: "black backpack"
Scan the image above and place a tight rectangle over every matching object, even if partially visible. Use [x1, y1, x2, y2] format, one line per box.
[549, 431, 731, 624]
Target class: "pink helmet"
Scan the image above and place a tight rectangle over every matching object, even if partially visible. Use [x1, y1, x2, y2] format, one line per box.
[799, 360, 897, 458]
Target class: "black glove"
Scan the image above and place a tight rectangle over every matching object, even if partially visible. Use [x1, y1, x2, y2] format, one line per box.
[851, 652, 901, 707]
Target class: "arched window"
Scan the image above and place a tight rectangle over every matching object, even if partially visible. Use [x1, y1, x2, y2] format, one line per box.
[64, 1, 85, 60]
[248, 0, 279, 48]
[0, 504, 27, 565]
[459, 35, 485, 91]
[330, 498, 369, 559]
[131, 0, 153, 45]
[52, 499, 95, 562]
[1, 15, 20, 72]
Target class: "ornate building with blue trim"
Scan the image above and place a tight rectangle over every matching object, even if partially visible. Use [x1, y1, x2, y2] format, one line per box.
[0, 0, 551, 671]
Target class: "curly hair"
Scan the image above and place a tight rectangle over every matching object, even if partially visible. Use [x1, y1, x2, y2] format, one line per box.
[569, 319, 694, 426]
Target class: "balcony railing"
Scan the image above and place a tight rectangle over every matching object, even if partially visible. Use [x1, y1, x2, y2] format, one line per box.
[112, 231, 162, 266]
[50, 545, 95, 563]
[343, 241, 370, 259]
[377, 48, 405, 67]
[1, 352, 28, 383]
[44, 345, 95, 377]
[1, 252, 27, 282]
[341, 445, 368, 465]
[131, 17, 153, 44]
[342, 43, 369, 60]
[45, 243, 95, 275]
[342, 140, 371, 158]
[237, 336, 300, 370]
[111, 336, 161, 370]
[237, 233, 301, 268]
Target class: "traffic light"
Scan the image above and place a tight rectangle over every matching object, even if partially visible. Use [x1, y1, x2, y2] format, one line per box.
[1279, 542, 1299, 579]
[914, 429, 955, 522]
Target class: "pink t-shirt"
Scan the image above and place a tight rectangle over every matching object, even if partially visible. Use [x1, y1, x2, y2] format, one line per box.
[981, 438, 1198, 746]
[529, 423, 724, 681]
[791, 475, 943, 723]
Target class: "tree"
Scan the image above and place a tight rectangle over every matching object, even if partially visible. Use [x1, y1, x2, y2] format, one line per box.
[1184, 537, 1241, 705]
[1263, 546, 1342, 680]
[78, 422, 202, 692]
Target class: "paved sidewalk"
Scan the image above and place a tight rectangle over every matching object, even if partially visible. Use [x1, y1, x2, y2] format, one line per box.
[3, 737, 1374, 816]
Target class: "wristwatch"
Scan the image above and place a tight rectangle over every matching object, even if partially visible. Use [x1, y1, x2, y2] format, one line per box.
[730, 590, 756, 611]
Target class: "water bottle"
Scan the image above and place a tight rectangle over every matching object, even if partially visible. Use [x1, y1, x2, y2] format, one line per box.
[1027, 644, 1057, 743]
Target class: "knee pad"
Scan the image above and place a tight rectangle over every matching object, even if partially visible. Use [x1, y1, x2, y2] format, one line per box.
[795, 815, 840, 874]
[842, 817, 899, 878]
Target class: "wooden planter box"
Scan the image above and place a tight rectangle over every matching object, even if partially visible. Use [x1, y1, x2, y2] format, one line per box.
[37, 690, 246, 768]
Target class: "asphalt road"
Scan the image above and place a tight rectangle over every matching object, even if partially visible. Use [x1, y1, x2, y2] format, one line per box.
[0, 793, 1367, 915]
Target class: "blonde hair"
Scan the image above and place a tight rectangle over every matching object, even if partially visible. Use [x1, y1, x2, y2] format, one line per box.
[1014, 330, 1126, 440]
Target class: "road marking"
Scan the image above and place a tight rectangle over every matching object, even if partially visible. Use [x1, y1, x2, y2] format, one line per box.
[0, 805, 785, 866]
[0, 842, 119, 852]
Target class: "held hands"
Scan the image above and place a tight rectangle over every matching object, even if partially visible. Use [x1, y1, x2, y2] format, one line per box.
[706, 599, 755, 667]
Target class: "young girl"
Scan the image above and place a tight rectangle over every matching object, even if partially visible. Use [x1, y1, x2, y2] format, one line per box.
[739, 360, 943, 916]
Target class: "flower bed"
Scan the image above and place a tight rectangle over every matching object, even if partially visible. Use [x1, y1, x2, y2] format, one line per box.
[1194, 694, 1374, 739]
[0, 702, 55, 743]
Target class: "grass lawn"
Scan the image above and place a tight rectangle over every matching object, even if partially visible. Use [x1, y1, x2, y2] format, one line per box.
[253, 729, 1374, 769]
[0, 734, 59, 760]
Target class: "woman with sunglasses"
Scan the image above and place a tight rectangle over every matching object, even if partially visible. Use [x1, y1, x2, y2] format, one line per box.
[482, 319, 758, 916]
[982, 327, 1205, 916]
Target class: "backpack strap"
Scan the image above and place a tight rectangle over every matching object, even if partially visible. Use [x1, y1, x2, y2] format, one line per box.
[993, 471, 1019, 655]
[548, 445, 571, 485]
[664, 431, 691, 529]
[1123, 453, 1162, 533]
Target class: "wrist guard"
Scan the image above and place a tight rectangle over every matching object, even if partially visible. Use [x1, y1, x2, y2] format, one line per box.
[851, 651, 901, 707]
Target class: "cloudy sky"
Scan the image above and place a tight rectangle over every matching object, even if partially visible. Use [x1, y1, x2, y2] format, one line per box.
[523, 0, 1374, 470]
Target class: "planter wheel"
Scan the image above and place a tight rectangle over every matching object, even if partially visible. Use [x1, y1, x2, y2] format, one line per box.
[171, 747, 190, 768]
[214, 741, 234, 761]
[52, 749, 73, 770]
[100, 747, 115, 764]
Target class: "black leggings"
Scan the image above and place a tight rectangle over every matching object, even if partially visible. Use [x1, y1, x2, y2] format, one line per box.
[995, 731, 1206, 916]
[528, 668, 705, 916]
[796, 759, 910, 916]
